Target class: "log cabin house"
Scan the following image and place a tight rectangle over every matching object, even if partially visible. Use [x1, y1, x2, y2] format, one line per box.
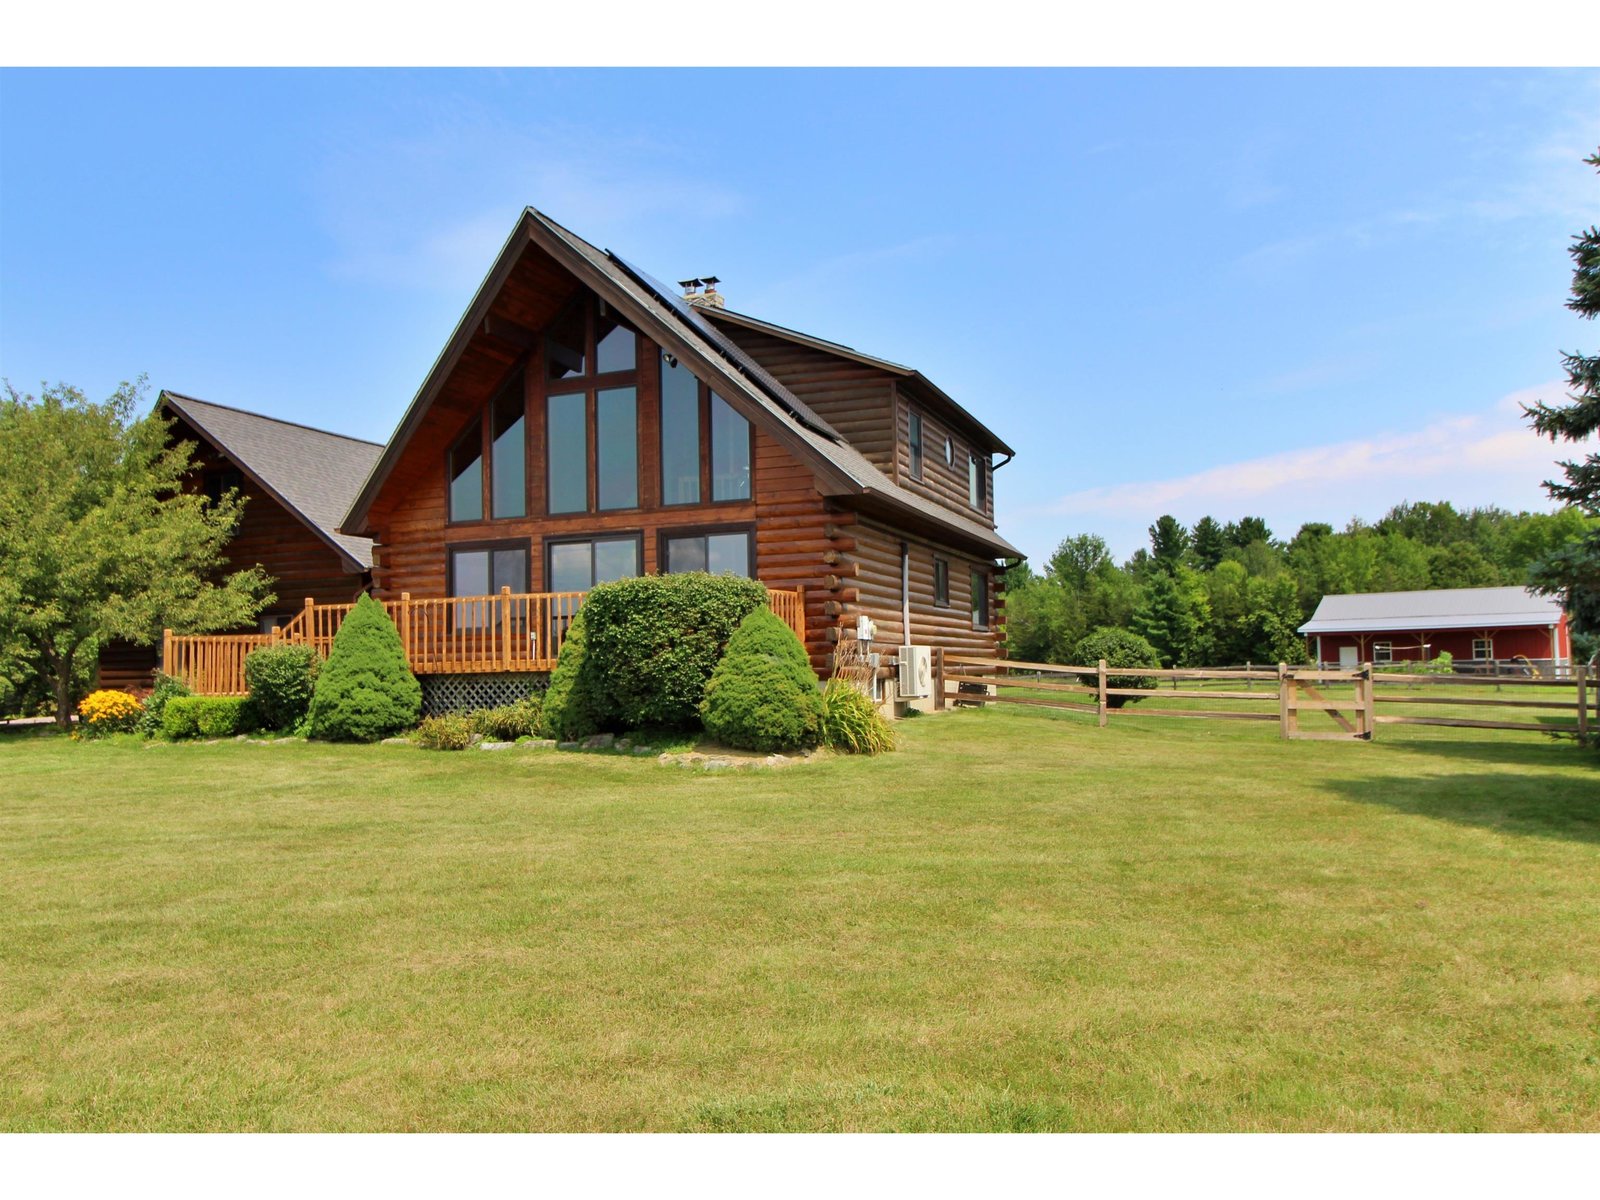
[334, 207, 1022, 708]
[99, 392, 380, 692]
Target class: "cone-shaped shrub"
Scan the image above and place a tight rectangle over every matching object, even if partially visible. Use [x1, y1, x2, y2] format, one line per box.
[539, 610, 607, 740]
[307, 595, 420, 741]
[700, 607, 821, 752]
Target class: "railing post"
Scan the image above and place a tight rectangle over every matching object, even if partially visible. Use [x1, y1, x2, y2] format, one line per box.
[932, 646, 945, 711]
[1277, 662, 1290, 739]
[1097, 658, 1108, 728]
[795, 584, 807, 645]
[399, 593, 412, 670]
[500, 586, 512, 668]
[162, 628, 173, 679]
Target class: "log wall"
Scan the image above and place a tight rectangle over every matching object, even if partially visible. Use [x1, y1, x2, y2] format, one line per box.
[892, 392, 995, 527]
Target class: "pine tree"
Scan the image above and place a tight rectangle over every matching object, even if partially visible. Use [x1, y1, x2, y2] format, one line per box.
[1147, 514, 1189, 572]
[1191, 515, 1227, 570]
[1525, 148, 1600, 636]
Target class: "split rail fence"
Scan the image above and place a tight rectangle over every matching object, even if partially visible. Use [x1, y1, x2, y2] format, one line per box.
[931, 650, 1594, 742]
[165, 585, 807, 697]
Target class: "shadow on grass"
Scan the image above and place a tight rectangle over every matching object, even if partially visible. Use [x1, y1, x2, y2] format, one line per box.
[1322, 762, 1600, 845]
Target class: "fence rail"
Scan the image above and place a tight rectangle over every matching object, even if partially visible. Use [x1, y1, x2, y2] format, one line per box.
[931, 651, 1595, 742]
[165, 585, 807, 696]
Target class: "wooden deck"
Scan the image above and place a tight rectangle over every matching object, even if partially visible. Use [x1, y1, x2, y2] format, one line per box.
[165, 585, 807, 696]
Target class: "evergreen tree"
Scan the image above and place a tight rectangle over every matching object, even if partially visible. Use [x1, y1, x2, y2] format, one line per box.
[1131, 567, 1210, 666]
[1227, 516, 1272, 547]
[1525, 148, 1600, 636]
[1147, 514, 1189, 572]
[1191, 515, 1227, 570]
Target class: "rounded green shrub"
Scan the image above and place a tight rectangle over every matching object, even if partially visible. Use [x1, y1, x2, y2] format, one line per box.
[577, 573, 771, 730]
[243, 642, 321, 731]
[699, 608, 822, 752]
[539, 610, 608, 741]
[307, 595, 421, 742]
[819, 678, 895, 754]
[160, 695, 257, 739]
[701, 655, 822, 752]
[1073, 627, 1161, 708]
[137, 672, 191, 737]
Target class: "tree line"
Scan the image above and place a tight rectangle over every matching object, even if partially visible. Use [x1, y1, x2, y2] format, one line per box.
[1002, 503, 1596, 669]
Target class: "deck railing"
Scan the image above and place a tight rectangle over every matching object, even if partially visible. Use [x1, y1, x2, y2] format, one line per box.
[164, 585, 807, 696]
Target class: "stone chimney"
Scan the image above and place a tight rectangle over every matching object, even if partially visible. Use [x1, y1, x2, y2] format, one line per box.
[681, 275, 725, 309]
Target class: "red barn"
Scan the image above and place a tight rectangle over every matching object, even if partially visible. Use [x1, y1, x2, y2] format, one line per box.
[1298, 586, 1571, 673]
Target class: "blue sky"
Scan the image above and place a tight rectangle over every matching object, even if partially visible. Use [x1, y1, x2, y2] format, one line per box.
[2, 68, 1596, 562]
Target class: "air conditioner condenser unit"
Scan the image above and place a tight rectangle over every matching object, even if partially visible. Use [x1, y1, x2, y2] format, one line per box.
[898, 645, 932, 699]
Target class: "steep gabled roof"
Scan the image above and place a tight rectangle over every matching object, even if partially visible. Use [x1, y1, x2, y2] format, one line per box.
[1297, 586, 1563, 635]
[703, 306, 1015, 458]
[160, 391, 381, 571]
[341, 207, 1021, 560]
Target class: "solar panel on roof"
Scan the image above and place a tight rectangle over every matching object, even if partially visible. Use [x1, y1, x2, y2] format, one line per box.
[605, 250, 842, 442]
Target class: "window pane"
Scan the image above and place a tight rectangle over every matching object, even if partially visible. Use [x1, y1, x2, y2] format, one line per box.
[548, 542, 591, 593]
[660, 353, 701, 505]
[707, 532, 751, 578]
[968, 455, 981, 509]
[971, 569, 987, 629]
[449, 420, 483, 522]
[491, 547, 527, 593]
[665, 536, 707, 574]
[594, 538, 640, 584]
[451, 550, 489, 596]
[595, 314, 636, 374]
[934, 558, 949, 606]
[491, 379, 525, 519]
[547, 302, 586, 380]
[711, 393, 751, 501]
[547, 392, 588, 513]
[596, 386, 638, 510]
[909, 411, 923, 479]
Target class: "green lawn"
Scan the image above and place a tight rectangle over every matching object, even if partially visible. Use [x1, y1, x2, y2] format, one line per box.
[2, 708, 1597, 1131]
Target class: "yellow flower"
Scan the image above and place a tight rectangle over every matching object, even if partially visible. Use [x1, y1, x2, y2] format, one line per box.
[77, 689, 144, 734]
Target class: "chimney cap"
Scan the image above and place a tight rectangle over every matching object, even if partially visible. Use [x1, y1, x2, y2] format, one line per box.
[678, 277, 702, 292]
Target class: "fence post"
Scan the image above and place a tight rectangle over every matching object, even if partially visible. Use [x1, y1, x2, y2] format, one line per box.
[932, 646, 945, 712]
[1277, 662, 1289, 740]
[1361, 662, 1376, 740]
[1579, 663, 1590, 745]
[1097, 658, 1108, 728]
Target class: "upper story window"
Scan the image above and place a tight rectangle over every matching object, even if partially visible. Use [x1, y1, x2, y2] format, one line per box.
[490, 375, 525, 519]
[547, 534, 641, 592]
[203, 468, 244, 505]
[659, 350, 752, 506]
[968, 453, 986, 510]
[546, 298, 640, 516]
[944, 436, 954, 466]
[908, 410, 924, 480]
[449, 418, 484, 523]
[933, 557, 950, 607]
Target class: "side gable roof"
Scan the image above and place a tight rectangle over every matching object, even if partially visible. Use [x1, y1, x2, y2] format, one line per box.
[160, 391, 381, 572]
[1297, 586, 1563, 635]
[703, 306, 1015, 458]
[340, 208, 1021, 560]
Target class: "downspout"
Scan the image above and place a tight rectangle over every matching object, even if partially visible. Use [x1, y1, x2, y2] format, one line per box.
[900, 540, 911, 648]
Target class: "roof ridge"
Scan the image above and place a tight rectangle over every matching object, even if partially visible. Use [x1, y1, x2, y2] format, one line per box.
[161, 391, 383, 447]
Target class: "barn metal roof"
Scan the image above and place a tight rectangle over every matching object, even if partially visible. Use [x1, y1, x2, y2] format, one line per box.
[161, 392, 381, 572]
[1297, 586, 1563, 635]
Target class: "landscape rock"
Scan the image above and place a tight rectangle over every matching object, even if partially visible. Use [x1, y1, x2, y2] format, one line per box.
[557, 741, 581, 751]
[582, 733, 615, 750]
[478, 741, 515, 751]
[520, 739, 558, 750]
[381, 737, 412, 746]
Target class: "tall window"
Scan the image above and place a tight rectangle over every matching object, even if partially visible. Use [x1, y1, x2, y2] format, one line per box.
[547, 393, 587, 514]
[970, 568, 988, 631]
[660, 352, 701, 505]
[490, 375, 525, 519]
[968, 453, 986, 510]
[908, 410, 924, 480]
[595, 307, 636, 374]
[933, 557, 950, 607]
[449, 419, 484, 522]
[663, 530, 753, 578]
[596, 386, 638, 510]
[547, 536, 641, 592]
[711, 393, 751, 501]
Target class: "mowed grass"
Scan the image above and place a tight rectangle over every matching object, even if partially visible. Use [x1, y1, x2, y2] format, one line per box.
[2, 708, 1597, 1131]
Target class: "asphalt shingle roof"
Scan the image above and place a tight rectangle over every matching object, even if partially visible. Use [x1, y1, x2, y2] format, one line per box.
[1297, 586, 1563, 635]
[162, 392, 381, 570]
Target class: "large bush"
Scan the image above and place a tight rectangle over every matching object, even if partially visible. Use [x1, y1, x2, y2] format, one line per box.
[307, 595, 421, 742]
[819, 678, 895, 754]
[577, 573, 771, 730]
[539, 610, 608, 741]
[244, 642, 320, 731]
[700, 608, 821, 752]
[1073, 627, 1161, 708]
[161, 695, 259, 739]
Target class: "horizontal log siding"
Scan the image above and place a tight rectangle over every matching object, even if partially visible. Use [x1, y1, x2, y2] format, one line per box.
[893, 394, 995, 527]
[847, 518, 1003, 676]
[710, 323, 898, 474]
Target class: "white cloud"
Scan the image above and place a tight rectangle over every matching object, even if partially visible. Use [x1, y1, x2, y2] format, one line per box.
[1003, 381, 1594, 561]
